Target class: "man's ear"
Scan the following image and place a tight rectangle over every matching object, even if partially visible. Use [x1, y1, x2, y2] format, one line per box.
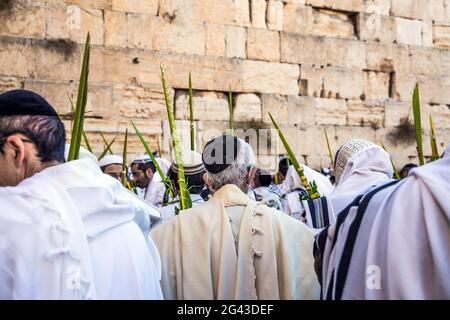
[145, 168, 154, 179]
[246, 166, 257, 186]
[6, 135, 26, 168]
[203, 172, 211, 188]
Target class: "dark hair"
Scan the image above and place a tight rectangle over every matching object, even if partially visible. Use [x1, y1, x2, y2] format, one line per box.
[0, 115, 66, 163]
[255, 168, 272, 187]
[278, 157, 289, 176]
[167, 169, 206, 195]
[136, 162, 156, 174]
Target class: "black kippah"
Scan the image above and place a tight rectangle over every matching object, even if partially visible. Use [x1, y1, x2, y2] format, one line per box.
[202, 135, 240, 174]
[0, 89, 58, 117]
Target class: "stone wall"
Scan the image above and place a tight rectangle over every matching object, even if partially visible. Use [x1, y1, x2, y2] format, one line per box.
[1, 0, 450, 170]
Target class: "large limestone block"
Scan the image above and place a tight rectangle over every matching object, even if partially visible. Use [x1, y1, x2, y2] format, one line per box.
[234, 93, 262, 121]
[284, 4, 355, 38]
[206, 24, 226, 57]
[104, 10, 127, 47]
[365, 42, 410, 73]
[0, 38, 34, 77]
[395, 17, 423, 46]
[261, 94, 316, 126]
[175, 91, 229, 121]
[67, 5, 104, 45]
[111, 0, 158, 14]
[242, 60, 299, 95]
[0, 77, 22, 93]
[300, 65, 364, 100]
[113, 83, 173, 120]
[393, 74, 450, 105]
[314, 98, 347, 125]
[347, 100, 385, 127]
[305, 0, 364, 12]
[433, 24, 450, 49]
[251, 0, 267, 29]
[225, 26, 246, 58]
[281, 33, 366, 69]
[192, 0, 250, 26]
[363, 71, 390, 100]
[267, 0, 284, 31]
[247, 28, 280, 62]
[0, 1, 46, 38]
[358, 14, 396, 43]
[407, 47, 450, 77]
[390, 0, 446, 21]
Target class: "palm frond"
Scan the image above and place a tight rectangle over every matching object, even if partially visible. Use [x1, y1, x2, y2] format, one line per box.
[228, 85, 234, 135]
[269, 112, 320, 199]
[429, 115, 439, 161]
[100, 133, 114, 155]
[67, 33, 90, 161]
[97, 135, 117, 161]
[188, 72, 195, 151]
[380, 140, 401, 179]
[324, 127, 334, 167]
[412, 83, 424, 165]
[121, 129, 128, 187]
[161, 66, 192, 211]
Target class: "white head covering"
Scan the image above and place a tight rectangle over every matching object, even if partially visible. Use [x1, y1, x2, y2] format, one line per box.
[98, 155, 123, 168]
[442, 143, 450, 159]
[170, 150, 205, 175]
[328, 139, 393, 214]
[280, 164, 334, 197]
[237, 138, 257, 168]
[64, 144, 99, 166]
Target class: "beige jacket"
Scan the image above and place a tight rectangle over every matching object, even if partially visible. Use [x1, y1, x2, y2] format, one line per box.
[150, 184, 319, 300]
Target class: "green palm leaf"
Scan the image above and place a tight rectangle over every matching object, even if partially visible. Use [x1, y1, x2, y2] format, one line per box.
[161, 66, 192, 211]
[97, 135, 117, 161]
[269, 112, 320, 199]
[324, 127, 334, 167]
[228, 85, 234, 135]
[188, 72, 195, 151]
[121, 129, 128, 187]
[412, 83, 424, 166]
[100, 133, 114, 155]
[429, 115, 439, 161]
[68, 33, 90, 161]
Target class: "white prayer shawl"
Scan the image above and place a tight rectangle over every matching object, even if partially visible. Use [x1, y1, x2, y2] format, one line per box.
[150, 184, 320, 300]
[36, 158, 163, 300]
[328, 146, 393, 215]
[280, 165, 334, 197]
[144, 178, 167, 207]
[0, 174, 97, 299]
[319, 158, 450, 299]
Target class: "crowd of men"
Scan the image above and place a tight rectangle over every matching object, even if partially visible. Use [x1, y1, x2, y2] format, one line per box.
[0, 89, 449, 299]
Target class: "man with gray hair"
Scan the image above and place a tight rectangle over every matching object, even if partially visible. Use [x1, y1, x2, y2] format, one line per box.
[151, 134, 319, 299]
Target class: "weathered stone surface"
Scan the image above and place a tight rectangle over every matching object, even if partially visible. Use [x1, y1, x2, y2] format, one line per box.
[113, 83, 173, 120]
[261, 94, 316, 125]
[393, 74, 450, 105]
[284, 5, 355, 38]
[363, 71, 390, 100]
[67, 5, 104, 45]
[357, 14, 396, 43]
[281, 33, 366, 69]
[234, 93, 262, 121]
[192, 0, 250, 26]
[247, 28, 280, 62]
[390, 0, 446, 21]
[0, 38, 34, 77]
[225, 26, 246, 58]
[128, 15, 205, 55]
[422, 21, 433, 47]
[407, 47, 450, 77]
[347, 100, 385, 127]
[206, 24, 226, 57]
[242, 60, 299, 95]
[111, 0, 158, 14]
[300, 65, 364, 99]
[395, 17, 423, 46]
[251, 0, 267, 29]
[0, 2, 46, 38]
[0, 77, 22, 93]
[104, 10, 127, 47]
[365, 42, 411, 73]
[63, 0, 111, 9]
[314, 98, 347, 125]
[175, 91, 229, 121]
[364, 0, 390, 15]
[430, 104, 450, 129]
[434, 24, 450, 49]
[267, 0, 284, 31]
[335, 126, 376, 147]
[305, 0, 364, 12]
